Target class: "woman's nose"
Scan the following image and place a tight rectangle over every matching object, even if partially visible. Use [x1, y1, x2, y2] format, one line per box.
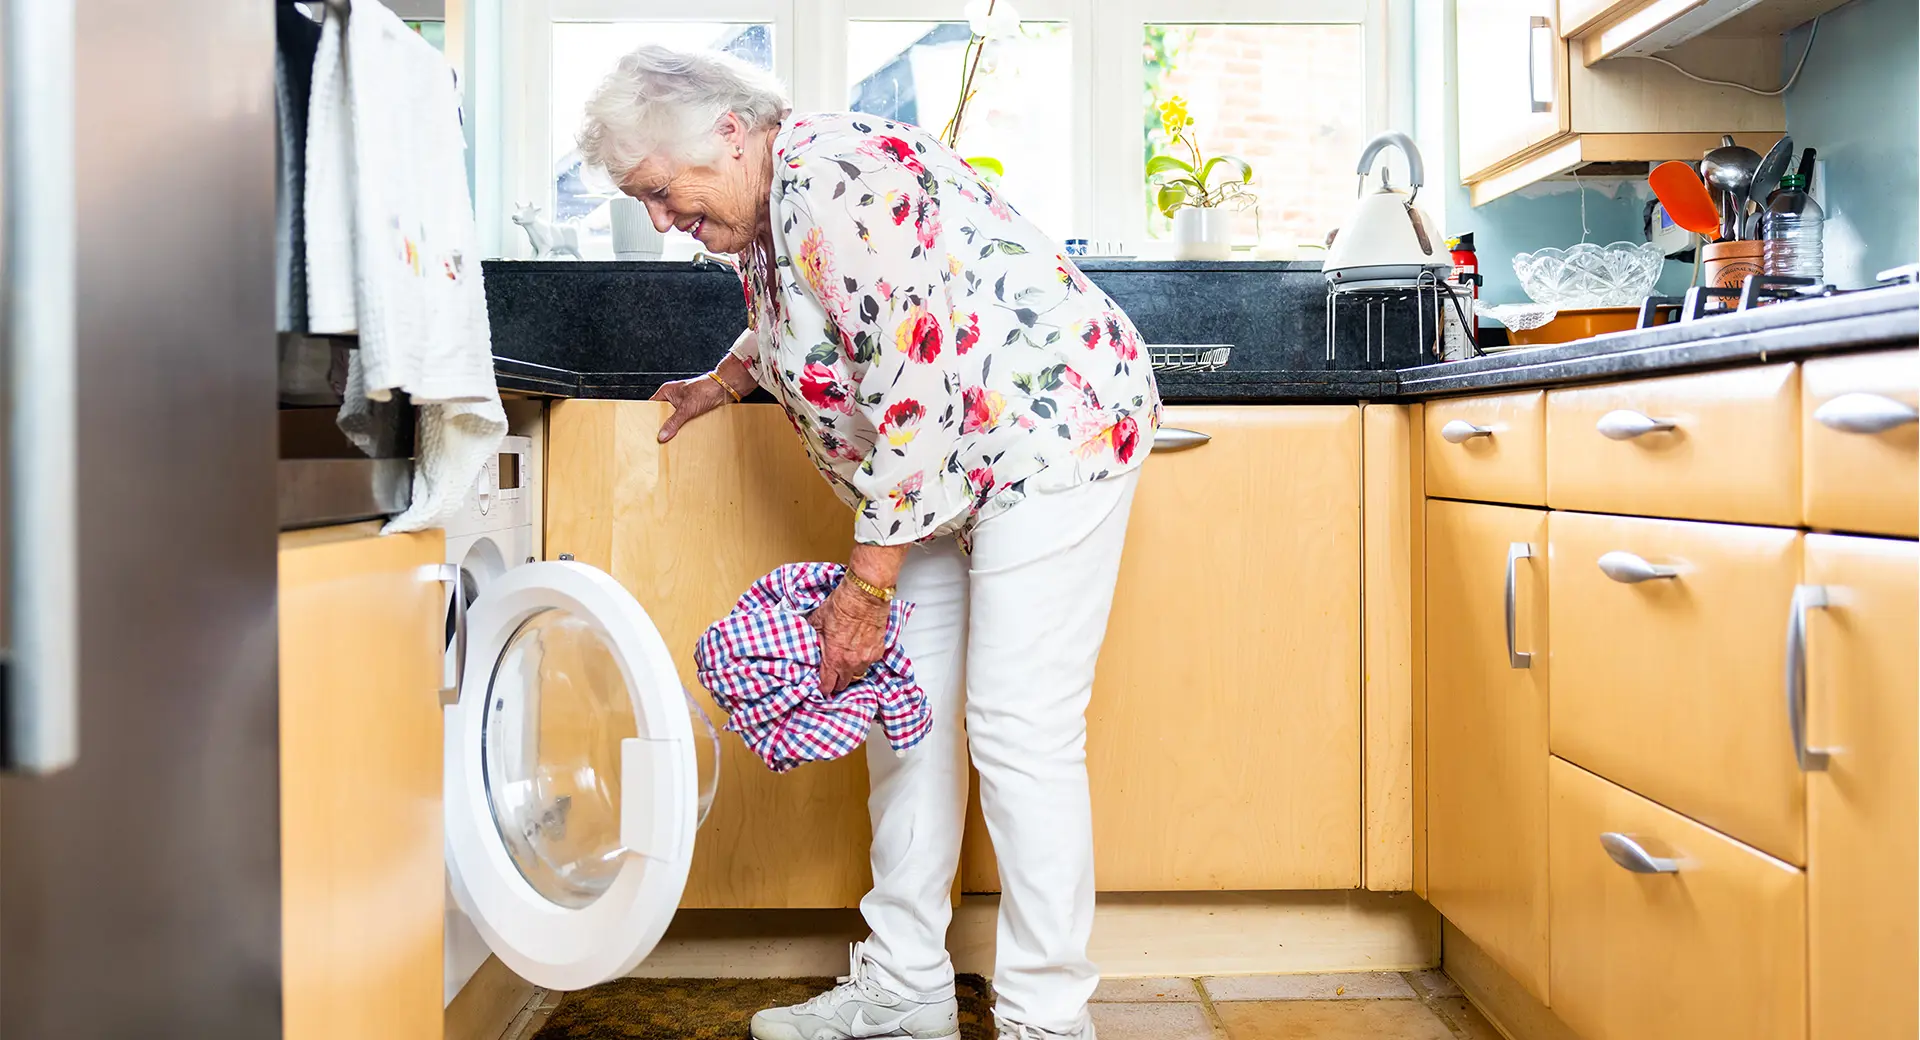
[643, 198, 674, 232]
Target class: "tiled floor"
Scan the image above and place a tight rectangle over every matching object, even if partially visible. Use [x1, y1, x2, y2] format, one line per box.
[1087, 970, 1502, 1040]
[501, 970, 1502, 1039]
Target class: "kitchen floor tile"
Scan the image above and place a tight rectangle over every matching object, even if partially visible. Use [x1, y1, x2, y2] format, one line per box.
[1088, 1000, 1220, 1040]
[1216, 999, 1454, 1040]
[1092, 976, 1203, 1002]
[1404, 969, 1463, 1000]
[1203, 972, 1416, 1001]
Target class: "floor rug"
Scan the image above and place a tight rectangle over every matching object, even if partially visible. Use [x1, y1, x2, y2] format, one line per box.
[529, 975, 996, 1040]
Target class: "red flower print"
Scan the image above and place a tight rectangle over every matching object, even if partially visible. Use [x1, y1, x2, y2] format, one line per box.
[797, 227, 845, 311]
[914, 195, 941, 249]
[880, 398, 925, 447]
[961, 386, 1007, 434]
[1112, 416, 1141, 464]
[1105, 315, 1138, 361]
[954, 311, 981, 354]
[877, 279, 895, 301]
[800, 362, 854, 415]
[1080, 319, 1102, 350]
[890, 193, 911, 226]
[895, 305, 942, 364]
[1061, 366, 1102, 409]
[887, 471, 925, 513]
[865, 135, 926, 175]
[968, 466, 995, 496]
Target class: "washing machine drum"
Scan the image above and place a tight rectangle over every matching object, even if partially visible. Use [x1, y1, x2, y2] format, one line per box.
[443, 561, 718, 991]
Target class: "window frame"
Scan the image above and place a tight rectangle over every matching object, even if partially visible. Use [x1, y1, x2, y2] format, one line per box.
[481, 0, 1400, 257]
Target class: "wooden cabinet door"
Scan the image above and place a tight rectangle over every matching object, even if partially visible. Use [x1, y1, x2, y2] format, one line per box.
[1802, 349, 1919, 538]
[546, 401, 873, 908]
[1426, 500, 1550, 1003]
[1457, 0, 1568, 179]
[279, 526, 447, 1040]
[1084, 406, 1363, 890]
[1549, 757, 1805, 1040]
[1805, 534, 1918, 1040]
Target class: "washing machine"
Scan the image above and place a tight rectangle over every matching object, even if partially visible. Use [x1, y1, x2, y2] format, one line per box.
[439, 433, 719, 1001]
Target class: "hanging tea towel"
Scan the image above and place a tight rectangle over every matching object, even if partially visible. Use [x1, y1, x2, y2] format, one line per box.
[695, 563, 932, 774]
[306, 0, 505, 532]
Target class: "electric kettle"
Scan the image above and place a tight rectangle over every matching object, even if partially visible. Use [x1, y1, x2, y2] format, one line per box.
[1324, 132, 1451, 291]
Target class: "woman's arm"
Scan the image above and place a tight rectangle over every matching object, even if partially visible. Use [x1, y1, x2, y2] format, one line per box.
[813, 542, 909, 693]
[651, 330, 760, 443]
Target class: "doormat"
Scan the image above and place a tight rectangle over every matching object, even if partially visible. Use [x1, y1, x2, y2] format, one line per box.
[529, 975, 996, 1040]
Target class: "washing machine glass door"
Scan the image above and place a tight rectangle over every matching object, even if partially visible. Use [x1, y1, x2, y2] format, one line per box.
[443, 560, 713, 991]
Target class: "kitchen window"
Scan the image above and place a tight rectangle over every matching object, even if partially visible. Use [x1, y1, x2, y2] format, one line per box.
[483, 0, 1395, 257]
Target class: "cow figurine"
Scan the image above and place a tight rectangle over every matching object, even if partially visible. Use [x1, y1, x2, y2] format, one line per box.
[511, 203, 583, 260]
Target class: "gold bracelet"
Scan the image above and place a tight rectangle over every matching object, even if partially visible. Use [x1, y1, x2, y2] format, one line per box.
[844, 571, 895, 603]
[707, 370, 741, 403]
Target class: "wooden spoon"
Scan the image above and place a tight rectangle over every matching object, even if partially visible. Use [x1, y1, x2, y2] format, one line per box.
[1648, 161, 1721, 238]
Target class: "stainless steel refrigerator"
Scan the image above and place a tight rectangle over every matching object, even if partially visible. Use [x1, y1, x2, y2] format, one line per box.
[0, 0, 283, 1034]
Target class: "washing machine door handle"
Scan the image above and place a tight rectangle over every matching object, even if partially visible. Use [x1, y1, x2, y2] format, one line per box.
[425, 563, 466, 705]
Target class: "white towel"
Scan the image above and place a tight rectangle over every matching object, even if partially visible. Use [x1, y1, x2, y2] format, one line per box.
[307, 0, 505, 533]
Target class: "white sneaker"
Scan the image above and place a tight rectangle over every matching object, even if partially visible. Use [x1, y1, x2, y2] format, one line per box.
[749, 942, 960, 1040]
[996, 1013, 1098, 1039]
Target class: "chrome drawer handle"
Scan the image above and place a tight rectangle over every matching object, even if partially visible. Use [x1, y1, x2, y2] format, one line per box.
[1786, 583, 1832, 772]
[1596, 409, 1678, 440]
[1814, 392, 1919, 434]
[1151, 427, 1211, 453]
[1506, 542, 1533, 669]
[1441, 419, 1493, 444]
[1598, 551, 1679, 584]
[1601, 832, 1681, 874]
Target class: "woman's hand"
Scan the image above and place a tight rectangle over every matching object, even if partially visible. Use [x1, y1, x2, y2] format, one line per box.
[651, 374, 730, 442]
[810, 580, 891, 693]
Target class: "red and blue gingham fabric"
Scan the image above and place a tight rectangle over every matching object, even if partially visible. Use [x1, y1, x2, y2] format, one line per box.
[694, 562, 931, 773]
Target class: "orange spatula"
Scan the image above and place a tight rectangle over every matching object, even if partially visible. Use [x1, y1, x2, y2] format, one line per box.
[1648, 161, 1720, 238]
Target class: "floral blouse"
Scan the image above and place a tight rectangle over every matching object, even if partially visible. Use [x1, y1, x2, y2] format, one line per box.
[734, 113, 1162, 548]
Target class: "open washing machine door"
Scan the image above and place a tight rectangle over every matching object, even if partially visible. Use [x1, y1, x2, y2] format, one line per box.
[444, 560, 718, 991]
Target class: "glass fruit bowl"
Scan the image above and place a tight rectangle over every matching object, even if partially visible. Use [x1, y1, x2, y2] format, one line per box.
[1512, 241, 1665, 309]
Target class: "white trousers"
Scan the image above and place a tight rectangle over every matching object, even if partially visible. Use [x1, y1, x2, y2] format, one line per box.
[859, 469, 1140, 1033]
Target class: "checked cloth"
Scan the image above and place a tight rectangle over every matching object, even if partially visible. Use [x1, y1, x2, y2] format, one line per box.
[694, 562, 931, 773]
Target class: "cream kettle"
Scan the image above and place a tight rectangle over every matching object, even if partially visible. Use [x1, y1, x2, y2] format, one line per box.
[1323, 131, 1451, 290]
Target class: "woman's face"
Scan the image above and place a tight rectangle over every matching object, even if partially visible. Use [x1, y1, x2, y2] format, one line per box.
[622, 115, 765, 254]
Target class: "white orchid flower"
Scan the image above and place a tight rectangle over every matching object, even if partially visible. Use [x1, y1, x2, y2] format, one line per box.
[964, 0, 1023, 40]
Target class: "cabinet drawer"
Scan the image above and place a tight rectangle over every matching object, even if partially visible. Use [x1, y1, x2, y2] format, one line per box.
[1546, 364, 1800, 526]
[1549, 757, 1805, 1040]
[1802, 350, 1919, 538]
[1425, 391, 1547, 506]
[1548, 511, 1804, 863]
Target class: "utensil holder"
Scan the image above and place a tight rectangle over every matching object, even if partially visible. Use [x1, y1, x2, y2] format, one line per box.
[1701, 240, 1763, 290]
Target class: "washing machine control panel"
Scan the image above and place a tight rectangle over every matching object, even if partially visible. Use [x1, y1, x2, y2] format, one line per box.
[453, 434, 533, 533]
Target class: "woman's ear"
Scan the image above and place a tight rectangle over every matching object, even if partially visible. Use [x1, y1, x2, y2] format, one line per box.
[715, 111, 748, 160]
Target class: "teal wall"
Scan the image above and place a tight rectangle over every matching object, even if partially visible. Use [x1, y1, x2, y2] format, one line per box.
[1782, 0, 1918, 287]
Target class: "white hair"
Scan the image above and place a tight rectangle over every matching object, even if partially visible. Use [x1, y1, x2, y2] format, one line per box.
[577, 44, 791, 180]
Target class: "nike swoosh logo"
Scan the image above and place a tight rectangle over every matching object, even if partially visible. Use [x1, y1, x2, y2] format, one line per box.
[846, 1006, 913, 1037]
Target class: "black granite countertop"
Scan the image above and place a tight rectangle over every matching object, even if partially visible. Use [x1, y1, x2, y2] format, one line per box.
[487, 259, 1918, 403]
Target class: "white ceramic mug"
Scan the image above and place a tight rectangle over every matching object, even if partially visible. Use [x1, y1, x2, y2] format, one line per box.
[609, 197, 665, 260]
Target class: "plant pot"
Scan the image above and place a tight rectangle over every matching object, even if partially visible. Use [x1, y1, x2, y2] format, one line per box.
[1172, 207, 1233, 261]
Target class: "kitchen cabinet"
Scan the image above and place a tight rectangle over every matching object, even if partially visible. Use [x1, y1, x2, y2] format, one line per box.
[1425, 500, 1550, 1004]
[1545, 363, 1801, 528]
[1547, 757, 1805, 1040]
[1456, 0, 1784, 203]
[1804, 535, 1918, 1040]
[545, 400, 872, 909]
[1084, 406, 1364, 890]
[279, 524, 447, 1040]
[1423, 390, 1547, 507]
[1562, 0, 1858, 66]
[1801, 349, 1919, 538]
[1548, 511, 1804, 863]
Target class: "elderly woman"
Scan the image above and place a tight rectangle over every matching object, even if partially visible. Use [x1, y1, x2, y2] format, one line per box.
[579, 46, 1159, 1040]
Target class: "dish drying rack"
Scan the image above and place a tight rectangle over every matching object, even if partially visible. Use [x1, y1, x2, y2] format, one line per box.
[1324, 272, 1476, 366]
[1148, 344, 1233, 373]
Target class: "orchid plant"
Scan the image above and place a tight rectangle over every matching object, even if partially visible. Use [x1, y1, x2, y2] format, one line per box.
[1147, 96, 1256, 217]
[941, 0, 1021, 180]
